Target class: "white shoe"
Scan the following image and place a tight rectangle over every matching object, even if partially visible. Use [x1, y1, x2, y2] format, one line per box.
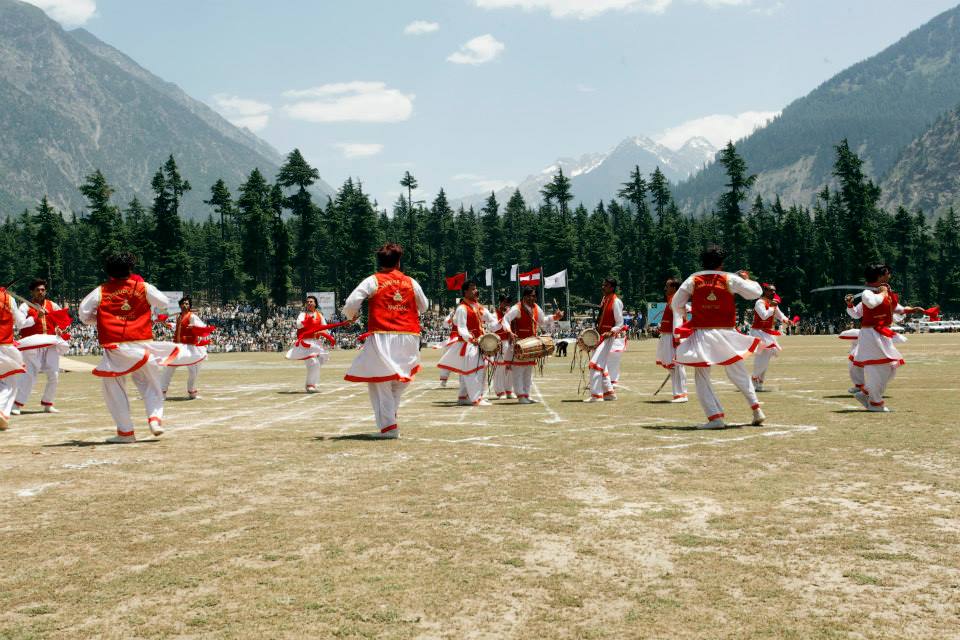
[583, 396, 602, 403]
[305, 386, 319, 394]
[439, 379, 448, 388]
[106, 434, 136, 444]
[751, 408, 766, 426]
[848, 386, 860, 395]
[476, 399, 492, 407]
[868, 404, 891, 413]
[148, 419, 164, 437]
[854, 391, 870, 410]
[372, 430, 399, 439]
[604, 394, 618, 401]
[187, 394, 199, 401]
[10, 408, 20, 416]
[43, 405, 60, 413]
[518, 397, 533, 405]
[698, 418, 727, 430]
[505, 392, 516, 399]
[753, 381, 764, 392]
[671, 396, 689, 404]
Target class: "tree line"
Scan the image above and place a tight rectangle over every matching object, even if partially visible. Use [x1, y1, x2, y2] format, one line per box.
[3, 140, 959, 317]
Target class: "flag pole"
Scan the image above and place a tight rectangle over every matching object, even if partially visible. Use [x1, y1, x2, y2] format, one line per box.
[489, 268, 495, 307]
[565, 268, 571, 322]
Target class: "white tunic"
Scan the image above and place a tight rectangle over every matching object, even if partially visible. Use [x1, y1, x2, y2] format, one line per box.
[167, 312, 209, 367]
[78, 283, 176, 377]
[284, 311, 330, 364]
[0, 297, 30, 379]
[589, 296, 624, 372]
[672, 273, 763, 367]
[342, 274, 429, 383]
[500, 303, 556, 366]
[850, 290, 907, 367]
[749, 299, 789, 351]
[16, 301, 69, 355]
[437, 303, 502, 375]
[656, 302, 690, 370]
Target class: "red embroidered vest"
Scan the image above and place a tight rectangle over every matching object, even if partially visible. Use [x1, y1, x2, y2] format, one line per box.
[366, 270, 421, 334]
[510, 303, 539, 339]
[96, 278, 153, 345]
[0, 292, 14, 345]
[495, 309, 512, 339]
[174, 311, 198, 344]
[458, 301, 485, 339]
[20, 299, 57, 338]
[597, 294, 618, 334]
[752, 299, 775, 331]
[689, 274, 736, 329]
[659, 296, 675, 333]
[861, 290, 898, 329]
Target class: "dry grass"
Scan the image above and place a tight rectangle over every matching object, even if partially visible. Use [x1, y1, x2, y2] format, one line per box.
[1, 335, 958, 639]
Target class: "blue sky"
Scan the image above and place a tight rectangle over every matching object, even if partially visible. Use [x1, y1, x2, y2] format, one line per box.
[27, 0, 960, 206]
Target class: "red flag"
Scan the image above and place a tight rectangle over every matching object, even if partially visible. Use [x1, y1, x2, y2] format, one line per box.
[773, 293, 782, 303]
[156, 314, 169, 322]
[47, 308, 72, 330]
[519, 268, 541, 285]
[791, 315, 800, 324]
[194, 325, 217, 337]
[445, 272, 467, 291]
[924, 306, 941, 321]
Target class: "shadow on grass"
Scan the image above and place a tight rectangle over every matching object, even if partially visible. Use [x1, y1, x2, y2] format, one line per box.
[833, 409, 869, 414]
[276, 390, 312, 395]
[642, 399, 674, 405]
[166, 397, 198, 402]
[314, 434, 396, 442]
[432, 401, 468, 407]
[641, 424, 748, 432]
[43, 439, 161, 448]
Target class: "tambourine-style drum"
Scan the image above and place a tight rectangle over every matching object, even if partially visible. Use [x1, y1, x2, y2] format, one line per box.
[477, 332, 502, 357]
[577, 328, 601, 350]
[514, 335, 556, 361]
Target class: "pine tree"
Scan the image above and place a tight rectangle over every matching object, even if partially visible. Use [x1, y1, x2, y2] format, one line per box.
[33, 197, 65, 289]
[79, 169, 123, 259]
[150, 155, 192, 289]
[269, 183, 292, 306]
[237, 168, 273, 296]
[540, 169, 574, 216]
[716, 142, 756, 267]
[480, 192, 504, 274]
[277, 149, 321, 294]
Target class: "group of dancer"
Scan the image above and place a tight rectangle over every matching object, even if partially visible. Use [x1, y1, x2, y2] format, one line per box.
[0, 242, 929, 440]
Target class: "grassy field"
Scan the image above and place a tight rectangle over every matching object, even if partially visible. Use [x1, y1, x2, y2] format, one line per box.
[1, 334, 958, 639]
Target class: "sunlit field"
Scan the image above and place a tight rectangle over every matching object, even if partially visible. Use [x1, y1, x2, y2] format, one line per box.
[1, 334, 958, 639]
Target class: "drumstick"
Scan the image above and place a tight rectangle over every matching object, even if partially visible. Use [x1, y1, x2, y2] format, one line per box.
[653, 372, 671, 396]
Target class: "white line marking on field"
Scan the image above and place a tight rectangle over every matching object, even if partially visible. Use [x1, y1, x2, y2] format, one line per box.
[633, 423, 818, 451]
[531, 380, 564, 424]
[16, 482, 60, 497]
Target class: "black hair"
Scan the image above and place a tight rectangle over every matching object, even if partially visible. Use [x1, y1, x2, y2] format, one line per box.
[498, 294, 514, 305]
[864, 263, 890, 283]
[104, 252, 136, 279]
[521, 286, 536, 298]
[603, 278, 618, 291]
[665, 277, 680, 291]
[701, 245, 726, 270]
[306, 295, 319, 306]
[376, 243, 403, 269]
[29, 278, 47, 291]
[461, 280, 479, 294]
[180, 295, 192, 306]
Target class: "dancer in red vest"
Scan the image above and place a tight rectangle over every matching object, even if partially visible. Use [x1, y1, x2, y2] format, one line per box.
[491, 295, 516, 400]
[501, 286, 562, 403]
[749, 283, 797, 391]
[343, 243, 428, 438]
[437, 280, 503, 406]
[584, 278, 624, 402]
[849, 264, 925, 412]
[0, 287, 31, 430]
[285, 295, 332, 393]
[161, 296, 210, 399]
[438, 308, 456, 388]
[14, 279, 70, 414]
[655, 277, 689, 403]
[78, 253, 176, 443]
[672, 245, 765, 429]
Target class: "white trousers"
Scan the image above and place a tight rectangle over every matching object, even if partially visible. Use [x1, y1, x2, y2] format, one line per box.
[367, 380, 408, 434]
[693, 361, 759, 421]
[588, 340, 616, 398]
[161, 364, 200, 395]
[101, 365, 165, 436]
[493, 365, 513, 396]
[671, 365, 688, 399]
[0, 376, 22, 419]
[458, 369, 486, 404]
[864, 364, 897, 408]
[753, 349, 777, 383]
[15, 347, 59, 407]
[512, 366, 535, 399]
[607, 351, 623, 385]
[848, 361, 865, 390]
[305, 356, 321, 388]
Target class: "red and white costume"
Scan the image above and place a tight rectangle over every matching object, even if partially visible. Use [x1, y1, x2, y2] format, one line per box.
[655, 296, 688, 401]
[437, 300, 502, 405]
[285, 310, 332, 391]
[343, 269, 428, 436]
[843, 302, 864, 393]
[501, 302, 557, 401]
[607, 328, 628, 387]
[0, 292, 30, 421]
[850, 287, 908, 410]
[672, 272, 763, 422]
[491, 308, 515, 399]
[161, 310, 209, 398]
[78, 278, 175, 438]
[587, 294, 624, 400]
[749, 298, 789, 388]
[438, 310, 455, 385]
[15, 299, 68, 411]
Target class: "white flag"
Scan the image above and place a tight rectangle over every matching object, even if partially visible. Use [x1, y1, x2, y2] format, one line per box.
[485, 268, 492, 287]
[509, 264, 519, 281]
[544, 269, 567, 289]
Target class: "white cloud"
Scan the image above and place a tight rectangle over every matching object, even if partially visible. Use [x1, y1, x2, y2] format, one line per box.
[472, 0, 773, 19]
[211, 94, 273, 132]
[335, 143, 384, 159]
[23, 0, 96, 26]
[282, 82, 414, 123]
[453, 173, 514, 193]
[447, 34, 505, 65]
[404, 20, 440, 35]
[655, 110, 779, 150]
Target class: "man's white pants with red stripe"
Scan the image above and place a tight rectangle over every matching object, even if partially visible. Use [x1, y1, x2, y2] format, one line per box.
[607, 350, 623, 386]
[693, 361, 758, 421]
[511, 365, 534, 399]
[15, 347, 59, 408]
[102, 365, 165, 436]
[863, 363, 897, 408]
[305, 356, 321, 388]
[588, 341, 615, 399]
[848, 360, 865, 391]
[458, 369, 486, 404]
[367, 380, 407, 434]
[670, 365, 688, 400]
[161, 364, 200, 396]
[752, 348, 777, 384]
[0, 376, 21, 419]
[493, 363, 513, 397]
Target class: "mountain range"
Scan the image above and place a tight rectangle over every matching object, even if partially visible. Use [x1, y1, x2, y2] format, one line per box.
[0, 0, 333, 218]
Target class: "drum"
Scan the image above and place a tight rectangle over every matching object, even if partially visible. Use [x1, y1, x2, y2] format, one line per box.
[577, 328, 601, 350]
[514, 335, 556, 360]
[477, 332, 502, 357]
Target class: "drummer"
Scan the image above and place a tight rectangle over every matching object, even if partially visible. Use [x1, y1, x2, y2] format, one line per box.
[492, 295, 516, 400]
[437, 280, 504, 406]
[501, 286, 564, 404]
